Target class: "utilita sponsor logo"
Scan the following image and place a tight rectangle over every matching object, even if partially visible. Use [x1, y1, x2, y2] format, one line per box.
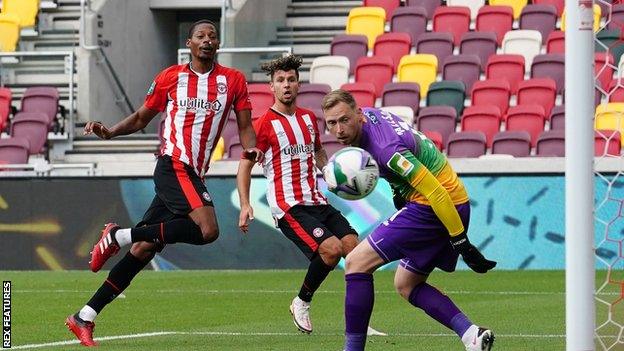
[283, 143, 314, 156]
[178, 97, 222, 112]
[2, 281, 10, 349]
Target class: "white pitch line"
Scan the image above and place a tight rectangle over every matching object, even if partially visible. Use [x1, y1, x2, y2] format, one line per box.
[12, 330, 577, 349]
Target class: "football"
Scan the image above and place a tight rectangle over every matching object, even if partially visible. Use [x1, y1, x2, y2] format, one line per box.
[323, 147, 379, 200]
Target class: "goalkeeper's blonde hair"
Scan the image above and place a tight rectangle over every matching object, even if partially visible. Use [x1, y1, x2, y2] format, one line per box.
[321, 89, 358, 112]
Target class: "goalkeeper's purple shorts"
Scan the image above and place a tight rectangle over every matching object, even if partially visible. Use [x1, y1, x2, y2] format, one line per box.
[366, 201, 471, 275]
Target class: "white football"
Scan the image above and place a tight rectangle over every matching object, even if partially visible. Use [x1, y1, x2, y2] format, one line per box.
[323, 147, 379, 200]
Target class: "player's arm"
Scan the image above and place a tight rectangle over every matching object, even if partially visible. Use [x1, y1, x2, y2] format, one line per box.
[236, 155, 256, 234]
[314, 146, 328, 172]
[235, 109, 264, 163]
[83, 106, 160, 139]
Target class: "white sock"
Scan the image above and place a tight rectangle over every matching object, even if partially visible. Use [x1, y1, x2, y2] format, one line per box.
[461, 324, 479, 345]
[115, 228, 132, 247]
[78, 305, 98, 322]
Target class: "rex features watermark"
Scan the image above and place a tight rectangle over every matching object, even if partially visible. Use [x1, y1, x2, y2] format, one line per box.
[3, 281, 10, 349]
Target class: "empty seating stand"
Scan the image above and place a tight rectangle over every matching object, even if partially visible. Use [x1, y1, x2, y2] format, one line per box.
[459, 31, 497, 71]
[417, 106, 457, 145]
[415, 32, 454, 72]
[298, 84, 331, 111]
[382, 82, 421, 113]
[11, 112, 48, 154]
[531, 54, 565, 94]
[2, 0, 39, 28]
[330, 35, 368, 75]
[433, 6, 472, 45]
[471, 79, 512, 114]
[442, 54, 481, 92]
[426, 80, 466, 116]
[247, 84, 274, 120]
[21, 87, 61, 130]
[446, 131, 487, 157]
[341, 82, 377, 107]
[519, 4, 558, 42]
[476, 6, 514, 45]
[461, 105, 502, 147]
[595, 130, 621, 156]
[398, 54, 439, 97]
[0, 137, 30, 166]
[355, 56, 394, 97]
[406, 0, 443, 19]
[309, 56, 350, 91]
[0, 13, 20, 52]
[346, 6, 387, 48]
[492, 131, 532, 157]
[486, 54, 525, 93]
[0, 88, 12, 132]
[536, 130, 565, 156]
[390, 7, 428, 43]
[373, 32, 412, 71]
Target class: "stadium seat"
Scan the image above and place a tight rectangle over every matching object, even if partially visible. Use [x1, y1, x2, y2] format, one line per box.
[549, 105, 565, 130]
[373, 32, 412, 71]
[594, 129, 621, 156]
[320, 134, 344, 158]
[11, 112, 48, 154]
[485, 54, 526, 93]
[247, 84, 274, 119]
[227, 136, 244, 160]
[536, 130, 565, 156]
[406, 0, 443, 19]
[0, 13, 20, 52]
[423, 130, 444, 150]
[355, 56, 394, 97]
[416, 106, 457, 145]
[398, 54, 438, 97]
[0, 88, 12, 133]
[220, 121, 239, 152]
[442, 54, 481, 92]
[415, 32, 454, 72]
[596, 0, 613, 18]
[382, 82, 421, 113]
[309, 109, 327, 135]
[446, 131, 487, 157]
[380, 106, 415, 124]
[298, 84, 331, 111]
[488, 0, 528, 18]
[595, 30, 624, 66]
[546, 31, 565, 54]
[364, 0, 401, 18]
[533, 0, 563, 15]
[492, 131, 532, 157]
[460, 105, 502, 147]
[346, 7, 387, 48]
[432, 6, 472, 45]
[476, 6, 514, 45]
[607, 79, 624, 103]
[426, 80, 466, 116]
[0, 137, 29, 166]
[595, 103, 624, 146]
[309, 56, 350, 91]
[594, 53, 615, 95]
[341, 82, 377, 107]
[501, 30, 542, 69]
[609, 4, 624, 30]
[390, 7, 428, 43]
[505, 104, 546, 146]
[1, 0, 39, 27]
[20, 87, 60, 127]
[459, 31, 497, 71]
[531, 54, 565, 94]
[330, 34, 368, 75]
[446, 0, 486, 19]
[470, 79, 511, 114]
[517, 78, 557, 116]
[561, 4, 601, 32]
[519, 5, 558, 42]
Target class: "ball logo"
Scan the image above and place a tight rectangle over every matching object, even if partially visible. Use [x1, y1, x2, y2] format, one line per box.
[217, 82, 227, 94]
[312, 227, 324, 238]
[202, 192, 212, 202]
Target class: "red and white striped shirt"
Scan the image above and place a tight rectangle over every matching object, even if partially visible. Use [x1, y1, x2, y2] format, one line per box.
[145, 63, 251, 176]
[254, 107, 328, 219]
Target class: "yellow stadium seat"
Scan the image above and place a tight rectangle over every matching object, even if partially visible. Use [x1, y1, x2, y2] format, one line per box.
[2, 0, 39, 27]
[397, 54, 438, 98]
[489, 0, 528, 18]
[0, 13, 20, 52]
[595, 103, 624, 145]
[561, 4, 601, 33]
[210, 137, 225, 162]
[346, 7, 386, 49]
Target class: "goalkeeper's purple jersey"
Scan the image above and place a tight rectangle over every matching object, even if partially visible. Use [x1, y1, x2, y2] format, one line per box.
[357, 107, 468, 205]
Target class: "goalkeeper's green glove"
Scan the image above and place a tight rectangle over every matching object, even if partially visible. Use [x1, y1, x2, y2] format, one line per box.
[450, 233, 497, 273]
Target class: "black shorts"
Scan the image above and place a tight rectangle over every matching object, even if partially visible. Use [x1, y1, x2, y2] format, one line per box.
[277, 204, 357, 260]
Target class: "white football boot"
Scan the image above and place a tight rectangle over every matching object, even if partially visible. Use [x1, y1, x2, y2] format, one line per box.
[464, 325, 495, 351]
[289, 296, 312, 334]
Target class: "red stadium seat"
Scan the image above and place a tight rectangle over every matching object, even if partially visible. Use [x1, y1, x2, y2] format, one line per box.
[536, 130, 565, 156]
[476, 6, 514, 45]
[423, 130, 444, 150]
[432, 6, 471, 45]
[446, 131, 487, 157]
[364, 0, 401, 18]
[517, 78, 557, 116]
[390, 6, 428, 43]
[355, 56, 394, 97]
[461, 105, 502, 147]
[0, 87, 11, 132]
[247, 84, 274, 119]
[341, 82, 377, 107]
[492, 130, 532, 157]
[320, 134, 344, 158]
[531, 54, 565, 94]
[331, 34, 369, 75]
[20, 87, 59, 127]
[546, 30, 564, 53]
[382, 82, 421, 113]
[373, 32, 412, 71]
[471, 79, 511, 114]
[608, 4, 624, 30]
[485, 54, 525, 93]
[595, 130, 621, 156]
[505, 104, 546, 146]
[417, 106, 457, 146]
[0, 137, 29, 166]
[533, 0, 563, 15]
[11, 112, 48, 154]
[595, 53, 615, 94]
[406, 0, 443, 19]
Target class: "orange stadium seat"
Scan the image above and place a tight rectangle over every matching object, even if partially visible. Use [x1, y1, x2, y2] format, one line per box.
[505, 104, 546, 146]
[341, 82, 377, 107]
[476, 6, 514, 45]
[346, 7, 386, 48]
[355, 56, 394, 97]
[486, 54, 525, 93]
[398, 54, 438, 97]
[0, 13, 20, 52]
[461, 105, 502, 147]
[373, 32, 412, 71]
[1, 0, 39, 27]
[471, 79, 511, 114]
[433, 6, 472, 45]
[488, 0, 528, 19]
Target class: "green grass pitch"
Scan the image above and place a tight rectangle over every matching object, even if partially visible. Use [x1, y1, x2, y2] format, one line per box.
[1, 270, 571, 350]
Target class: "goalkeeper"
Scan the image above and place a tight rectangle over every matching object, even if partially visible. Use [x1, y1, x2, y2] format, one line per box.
[321, 90, 496, 351]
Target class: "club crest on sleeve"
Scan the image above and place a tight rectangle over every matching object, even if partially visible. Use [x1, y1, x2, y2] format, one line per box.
[202, 192, 212, 202]
[312, 227, 324, 238]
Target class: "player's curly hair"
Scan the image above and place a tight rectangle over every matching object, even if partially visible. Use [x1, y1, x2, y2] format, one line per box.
[260, 55, 303, 80]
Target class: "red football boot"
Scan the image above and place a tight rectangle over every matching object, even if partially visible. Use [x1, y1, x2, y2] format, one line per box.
[65, 314, 97, 347]
[89, 223, 120, 272]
